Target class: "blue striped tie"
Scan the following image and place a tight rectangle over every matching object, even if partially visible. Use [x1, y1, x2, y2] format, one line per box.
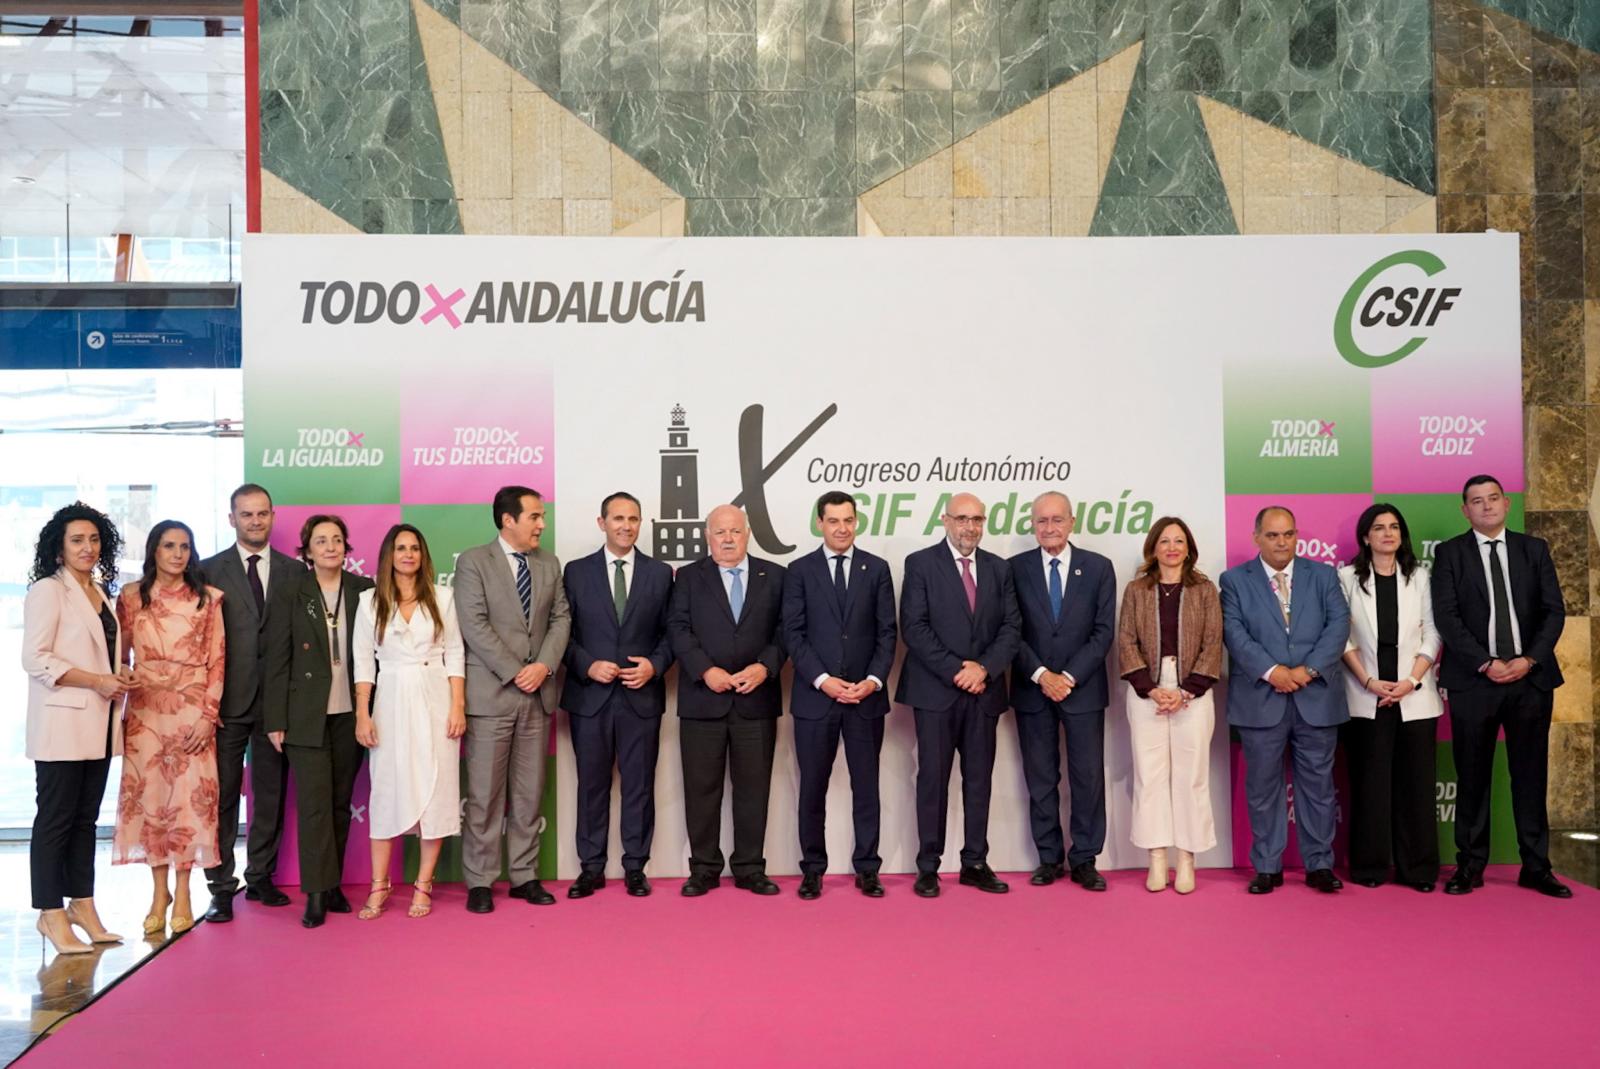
[514, 552, 532, 621]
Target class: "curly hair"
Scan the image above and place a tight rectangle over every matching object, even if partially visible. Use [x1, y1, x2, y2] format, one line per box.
[29, 501, 122, 591]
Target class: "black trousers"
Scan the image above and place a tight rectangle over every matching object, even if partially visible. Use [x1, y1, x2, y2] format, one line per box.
[1017, 705, 1106, 868]
[571, 697, 661, 875]
[794, 708, 885, 876]
[679, 714, 776, 880]
[914, 696, 998, 873]
[1448, 679, 1554, 874]
[1343, 706, 1439, 884]
[206, 693, 289, 896]
[31, 755, 113, 910]
[282, 712, 362, 894]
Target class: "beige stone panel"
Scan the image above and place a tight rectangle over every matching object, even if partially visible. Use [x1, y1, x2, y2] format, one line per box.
[458, 20, 511, 92]
[515, 198, 564, 234]
[1552, 617, 1592, 722]
[1002, 197, 1050, 235]
[1292, 196, 1338, 233]
[432, 90, 465, 200]
[859, 193, 954, 235]
[1336, 156, 1390, 196]
[954, 198, 1002, 235]
[857, 202, 886, 236]
[410, 0, 461, 94]
[1048, 85, 1098, 200]
[1587, 300, 1600, 407]
[612, 145, 678, 232]
[905, 146, 953, 199]
[1096, 91, 1130, 194]
[660, 198, 686, 237]
[1339, 196, 1388, 233]
[954, 121, 1001, 198]
[512, 92, 564, 200]
[1381, 197, 1438, 234]
[1194, 97, 1244, 232]
[564, 199, 613, 235]
[1240, 196, 1293, 235]
[460, 198, 513, 234]
[259, 169, 362, 234]
[462, 92, 513, 199]
[1094, 40, 1143, 92]
[1000, 95, 1050, 198]
[562, 110, 612, 199]
[1241, 117, 1292, 194]
[1290, 137, 1337, 196]
[1050, 195, 1097, 236]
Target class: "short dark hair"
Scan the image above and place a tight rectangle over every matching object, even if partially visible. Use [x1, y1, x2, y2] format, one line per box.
[600, 491, 641, 518]
[492, 485, 540, 530]
[815, 491, 857, 521]
[1461, 474, 1503, 501]
[1253, 505, 1295, 533]
[229, 483, 273, 511]
[297, 514, 351, 562]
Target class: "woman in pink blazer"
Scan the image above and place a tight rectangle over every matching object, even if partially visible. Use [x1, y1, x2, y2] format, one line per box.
[22, 503, 136, 955]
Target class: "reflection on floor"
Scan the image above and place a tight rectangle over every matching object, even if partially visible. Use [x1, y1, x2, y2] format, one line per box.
[0, 842, 244, 1068]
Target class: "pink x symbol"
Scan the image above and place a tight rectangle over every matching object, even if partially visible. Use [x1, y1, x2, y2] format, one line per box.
[1318, 421, 1336, 437]
[422, 284, 466, 329]
[345, 431, 365, 447]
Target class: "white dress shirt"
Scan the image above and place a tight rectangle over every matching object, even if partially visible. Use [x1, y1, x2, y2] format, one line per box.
[718, 555, 749, 620]
[499, 535, 527, 582]
[1030, 544, 1077, 686]
[946, 539, 977, 586]
[1260, 555, 1295, 681]
[1473, 528, 1524, 659]
[236, 542, 272, 596]
[604, 546, 637, 598]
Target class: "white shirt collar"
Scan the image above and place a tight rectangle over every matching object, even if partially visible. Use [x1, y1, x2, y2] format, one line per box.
[236, 542, 268, 564]
[719, 556, 749, 574]
[498, 535, 525, 558]
[1473, 528, 1508, 547]
[823, 545, 854, 563]
[1041, 544, 1070, 565]
[604, 546, 637, 568]
[946, 539, 975, 564]
[1260, 555, 1295, 581]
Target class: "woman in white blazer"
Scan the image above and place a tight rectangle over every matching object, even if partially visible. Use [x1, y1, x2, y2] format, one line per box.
[1338, 503, 1442, 892]
[22, 503, 137, 954]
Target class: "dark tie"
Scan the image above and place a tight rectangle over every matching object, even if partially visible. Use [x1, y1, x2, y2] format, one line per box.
[514, 552, 532, 622]
[246, 553, 265, 615]
[832, 554, 848, 613]
[1487, 539, 1517, 658]
[1048, 557, 1062, 623]
[959, 556, 976, 614]
[612, 560, 628, 624]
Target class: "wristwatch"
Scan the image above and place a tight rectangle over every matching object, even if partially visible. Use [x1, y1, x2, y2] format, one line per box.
[1305, 667, 1320, 680]
[1407, 675, 1423, 689]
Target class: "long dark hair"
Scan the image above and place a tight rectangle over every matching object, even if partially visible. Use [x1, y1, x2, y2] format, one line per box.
[1133, 516, 1208, 589]
[373, 524, 443, 644]
[137, 520, 210, 609]
[29, 501, 122, 591]
[1351, 503, 1419, 592]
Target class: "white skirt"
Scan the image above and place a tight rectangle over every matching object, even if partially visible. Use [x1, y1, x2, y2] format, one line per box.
[367, 662, 461, 840]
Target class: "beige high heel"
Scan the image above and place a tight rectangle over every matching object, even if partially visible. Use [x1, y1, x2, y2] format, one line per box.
[1174, 849, 1196, 895]
[65, 899, 123, 944]
[37, 911, 93, 955]
[1146, 848, 1169, 892]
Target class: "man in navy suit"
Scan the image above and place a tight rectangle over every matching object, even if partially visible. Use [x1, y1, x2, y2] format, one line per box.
[1220, 505, 1351, 894]
[560, 491, 674, 899]
[898, 491, 1021, 898]
[781, 491, 898, 900]
[1009, 492, 1117, 891]
[668, 505, 787, 897]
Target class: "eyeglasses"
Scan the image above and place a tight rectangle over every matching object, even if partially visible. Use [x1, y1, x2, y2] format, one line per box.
[946, 514, 986, 527]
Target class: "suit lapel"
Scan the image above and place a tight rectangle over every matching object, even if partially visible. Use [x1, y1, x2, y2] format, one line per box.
[1460, 535, 1490, 605]
[1019, 552, 1050, 628]
[939, 546, 975, 619]
[614, 552, 650, 630]
[740, 560, 770, 629]
[814, 549, 845, 624]
[707, 560, 738, 628]
[1359, 571, 1379, 639]
[1254, 559, 1289, 632]
[220, 551, 261, 627]
[60, 573, 111, 662]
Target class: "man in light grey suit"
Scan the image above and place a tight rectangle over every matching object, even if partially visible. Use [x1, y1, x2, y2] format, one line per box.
[454, 485, 571, 912]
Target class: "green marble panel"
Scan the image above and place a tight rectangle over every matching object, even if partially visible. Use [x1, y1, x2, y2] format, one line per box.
[810, 0, 857, 88]
[361, 198, 412, 233]
[413, 199, 463, 233]
[756, 196, 858, 233]
[421, 0, 459, 19]
[260, 88, 365, 227]
[952, 88, 1006, 139]
[855, 0, 905, 90]
[1231, 0, 1290, 90]
[952, 0, 1003, 91]
[611, 91, 709, 195]
[707, 91, 761, 196]
[905, 88, 956, 160]
[856, 90, 905, 188]
[755, 90, 856, 196]
[661, 0, 710, 90]
[905, 0, 953, 90]
[260, 0, 310, 93]
[1335, 0, 1385, 90]
[708, 0, 759, 90]
[356, 91, 459, 201]
[611, 0, 661, 89]
[1483, 0, 1600, 52]
[1096, 0, 1146, 61]
[303, 0, 362, 92]
[508, 0, 562, 89]
[685, 197, 762, 233]
[1047, 0, 1098, 85]
[759, 0, 815, 89]
[1147, 0, 1231, 92]
[359, 0, 417, 92]
[1382, 0, 1432, 92]
[558, 0, 612, 91]
[1000, 0, 1050, 92]
[1284, 0, 1339, 91]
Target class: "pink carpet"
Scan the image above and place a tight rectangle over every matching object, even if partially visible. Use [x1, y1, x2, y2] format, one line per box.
[22, 867, 1598, 1066]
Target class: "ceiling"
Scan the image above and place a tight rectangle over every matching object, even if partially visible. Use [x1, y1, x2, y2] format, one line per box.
[0, 31, 244, 239]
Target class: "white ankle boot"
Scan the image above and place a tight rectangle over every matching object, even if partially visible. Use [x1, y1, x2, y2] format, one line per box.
[1174, 849, 1195, 894]
[1146, 848, 1169, 892]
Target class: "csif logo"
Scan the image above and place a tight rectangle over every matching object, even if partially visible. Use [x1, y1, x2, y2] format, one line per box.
[1333, 250, 1461, 369]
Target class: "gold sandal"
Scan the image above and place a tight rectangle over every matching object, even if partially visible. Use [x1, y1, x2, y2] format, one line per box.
[407, 880, 433, 919]
[358, 878, 392, 920]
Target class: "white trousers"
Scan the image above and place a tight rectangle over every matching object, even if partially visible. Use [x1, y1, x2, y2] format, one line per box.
[1127, 658, 1217, 853]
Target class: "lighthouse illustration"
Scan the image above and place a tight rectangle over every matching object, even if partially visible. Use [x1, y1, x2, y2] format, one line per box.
[653, 404, 706, 562]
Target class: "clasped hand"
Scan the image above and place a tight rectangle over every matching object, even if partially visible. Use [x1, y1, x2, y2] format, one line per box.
[513, 662, 550, 693]
[1365, 677, 1417, 706]
[588, 656, 656, 689]
[953, 661, 988, 694]
[1486, 658, 1531, 684]
[704, 663, 768, 694]
[821, 676, 878, 704]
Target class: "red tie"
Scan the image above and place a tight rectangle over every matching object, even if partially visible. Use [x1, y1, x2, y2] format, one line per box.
[959, 556, 976, 613]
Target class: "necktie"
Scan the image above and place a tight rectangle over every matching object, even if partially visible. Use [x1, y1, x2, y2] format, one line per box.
[1273, 571, 1291, 628]
[514, 552, 532, 621]
[1487, 540, 1517, 657]
[612, 559, 628, 624]
[832, 554, 848, 613]
[959, 556, 976, 614]
[1048, 557, 1062, 623]
[246, 553, 265, 615]
[728, 568, 744, 621]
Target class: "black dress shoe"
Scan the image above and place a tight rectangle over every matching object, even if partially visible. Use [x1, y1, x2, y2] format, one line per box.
[798, 874, 822, 900]
[1306, 869, 1343, 893]
[1411, 882, 1435, 893]
[1443, 868, 1483, 895]
[680, 873, 720, 897]
[203, 894, 234, 924]
[855, 873, 885, 898]
[567, 872, 605, 899]
[624, 871, 651, 897]
[466, 886, 494, 913]
[246, 882, 291, 907]
[913, 872, 940, 898]
[958, 864, 1009, 894]
[301, 892, 327, 929]
[1069, 862, 1106, 892]
[1247, 871, 1284, 895]
[1030, 862, 1065, 886]
[734, 874, 780, 896]
[325, 887, 352, 914]
[1517, 870, 1573, 898]
[509, 880, 556, 905]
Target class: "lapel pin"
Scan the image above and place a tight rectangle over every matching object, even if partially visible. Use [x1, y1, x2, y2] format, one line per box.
[1074, 569, 1082, 576]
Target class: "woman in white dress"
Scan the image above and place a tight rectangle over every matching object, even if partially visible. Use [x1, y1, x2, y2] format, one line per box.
[352, 524, 465, 920]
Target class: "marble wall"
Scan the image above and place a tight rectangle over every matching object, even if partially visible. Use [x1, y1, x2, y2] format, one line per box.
[256, 0, 1600, 824]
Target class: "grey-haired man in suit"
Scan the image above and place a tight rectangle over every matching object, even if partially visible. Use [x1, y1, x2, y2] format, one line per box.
[454, 485, 570, 913]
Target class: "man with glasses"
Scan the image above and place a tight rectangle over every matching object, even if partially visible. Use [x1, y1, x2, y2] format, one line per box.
[897, 492, 1021, 898]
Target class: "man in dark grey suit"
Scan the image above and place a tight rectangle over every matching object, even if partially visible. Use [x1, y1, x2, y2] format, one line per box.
[454, 485, 570, 913]
[200, 483, 300, 921]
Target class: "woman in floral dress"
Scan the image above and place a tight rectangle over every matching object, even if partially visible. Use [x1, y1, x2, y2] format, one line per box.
[114, 520, 225, 935]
